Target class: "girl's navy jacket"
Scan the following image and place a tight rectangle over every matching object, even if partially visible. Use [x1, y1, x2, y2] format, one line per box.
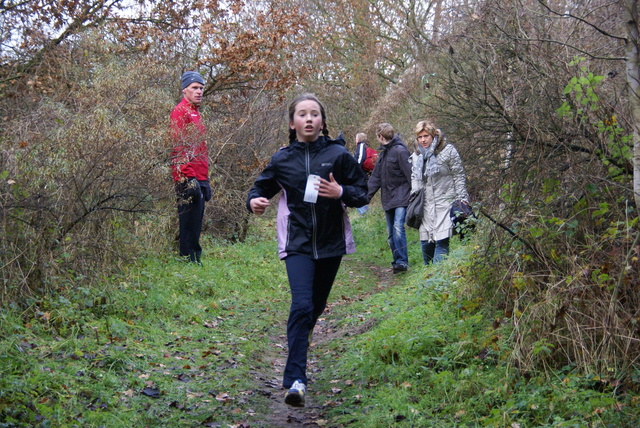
[247, 135, 369, 259]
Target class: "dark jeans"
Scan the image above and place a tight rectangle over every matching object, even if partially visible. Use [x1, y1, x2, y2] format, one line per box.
[384, 206, 408, 268]
[176, 180, 211, 263]
[421, 238, 450, 264]
[283, 254, 342, 388]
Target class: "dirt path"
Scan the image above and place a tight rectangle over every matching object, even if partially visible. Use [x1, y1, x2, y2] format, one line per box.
[248, 323, 334, 427]
[248, 263, 396, 427]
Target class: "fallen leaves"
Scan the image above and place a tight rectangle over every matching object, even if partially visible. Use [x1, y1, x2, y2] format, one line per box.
[214, 392, 232, 403]
[141, 386, 160, 398]
[203, 320, 219, 329]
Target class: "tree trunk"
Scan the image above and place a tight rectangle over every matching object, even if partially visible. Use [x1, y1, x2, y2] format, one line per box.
[433, 0, 443, 43]
[626, 0, 640, 213]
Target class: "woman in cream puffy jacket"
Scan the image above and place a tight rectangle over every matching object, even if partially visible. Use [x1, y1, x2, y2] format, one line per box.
[410, 121, 469, 264]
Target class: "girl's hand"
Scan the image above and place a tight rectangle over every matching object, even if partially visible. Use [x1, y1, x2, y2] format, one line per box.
[250, 197, 270, 215]
[317, 173, 343, 199]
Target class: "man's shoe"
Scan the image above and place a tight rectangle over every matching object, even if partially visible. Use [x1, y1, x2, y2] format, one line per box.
[393, 264, 408, 274]
[284, 380, 306, 407]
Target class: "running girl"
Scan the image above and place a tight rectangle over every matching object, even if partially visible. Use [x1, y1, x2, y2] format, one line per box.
[247, 93, 368, 407]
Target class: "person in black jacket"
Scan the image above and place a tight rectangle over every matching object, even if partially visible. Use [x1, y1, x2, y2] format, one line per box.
[367, 123, 412, 273]
[247, 93, 368, 407]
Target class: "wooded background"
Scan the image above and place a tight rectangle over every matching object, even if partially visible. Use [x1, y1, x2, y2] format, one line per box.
[1, 0, 639, 379]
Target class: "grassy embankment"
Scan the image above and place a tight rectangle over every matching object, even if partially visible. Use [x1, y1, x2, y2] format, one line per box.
[1, 207, 638, 427]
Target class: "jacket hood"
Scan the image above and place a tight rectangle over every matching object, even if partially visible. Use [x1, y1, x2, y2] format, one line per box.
[381, 134, 405, 151]
[434, 131, 447, 155]
[330, 132, 347, 147]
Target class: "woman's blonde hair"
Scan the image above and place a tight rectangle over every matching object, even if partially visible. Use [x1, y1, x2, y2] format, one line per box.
[414, 120, 437, 137]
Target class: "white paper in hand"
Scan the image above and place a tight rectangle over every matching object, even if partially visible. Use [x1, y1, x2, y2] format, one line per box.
[303, 174, 321, 203]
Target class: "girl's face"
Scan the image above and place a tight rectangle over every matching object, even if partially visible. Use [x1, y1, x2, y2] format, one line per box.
[290, 100, 323, 143]
[417, 130, 434, 149]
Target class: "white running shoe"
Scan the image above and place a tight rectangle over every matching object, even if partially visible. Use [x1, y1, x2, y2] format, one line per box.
[284, 380, 306, 407]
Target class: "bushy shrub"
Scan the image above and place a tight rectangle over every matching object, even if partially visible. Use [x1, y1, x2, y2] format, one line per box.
[0, 36, 177, 302]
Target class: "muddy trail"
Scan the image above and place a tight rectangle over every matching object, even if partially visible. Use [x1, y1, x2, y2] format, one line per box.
[244, 263, 397, 428]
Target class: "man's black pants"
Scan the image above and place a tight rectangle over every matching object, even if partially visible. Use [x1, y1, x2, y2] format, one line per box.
[176, 180, 210, 263]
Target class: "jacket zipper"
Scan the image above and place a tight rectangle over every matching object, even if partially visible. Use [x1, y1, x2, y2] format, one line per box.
[305, 145, 319, 259]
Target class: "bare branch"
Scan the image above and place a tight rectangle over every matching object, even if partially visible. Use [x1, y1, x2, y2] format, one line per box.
[536, 0, 628, 42]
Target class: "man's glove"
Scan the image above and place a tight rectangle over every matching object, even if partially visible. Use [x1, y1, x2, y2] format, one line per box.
[201, 181, 212, 202]
[185, 177, 200, 199]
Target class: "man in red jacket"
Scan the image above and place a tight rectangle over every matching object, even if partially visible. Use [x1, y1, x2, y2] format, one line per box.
[170, 71, 212, 264]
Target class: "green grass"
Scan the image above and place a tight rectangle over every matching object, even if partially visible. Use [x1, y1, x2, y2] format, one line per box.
[314, 210, 639, 427]
[0, 229, 291, 427]
[1, 206, 638, 427]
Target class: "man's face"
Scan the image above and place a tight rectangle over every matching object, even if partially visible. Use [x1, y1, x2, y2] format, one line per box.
[183, 82, 204, 105]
